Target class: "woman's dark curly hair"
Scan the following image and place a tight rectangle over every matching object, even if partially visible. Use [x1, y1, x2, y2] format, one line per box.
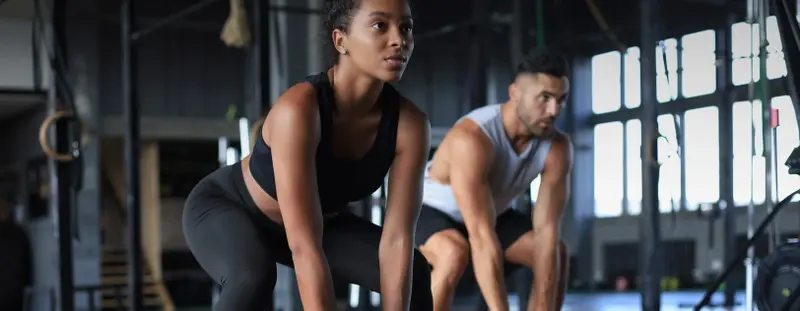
[323, 0, 361, 65]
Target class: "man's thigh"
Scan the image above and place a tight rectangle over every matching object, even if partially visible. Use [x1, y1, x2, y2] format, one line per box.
[415, 205, 468, 247]
[495, 209, 533, 275]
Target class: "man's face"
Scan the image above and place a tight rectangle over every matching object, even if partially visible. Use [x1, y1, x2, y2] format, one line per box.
[510, 73, 570, 136]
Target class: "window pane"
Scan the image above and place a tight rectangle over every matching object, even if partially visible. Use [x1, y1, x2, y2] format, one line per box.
[594, 122, 624, 217]
[772, 96, 800, 201]
[732, 101, 766, 205]
[681, 30, 717, 97]
[592, 52, 622, 113]
[684, 107, 720, 209]
[626, 119, 643, 215]
[766, 16, 788, 79]
[656, 39, 679, 103]
[731, 22, 761, 86]
[657, 114, 682, 213]
[624, 47, 641, 108]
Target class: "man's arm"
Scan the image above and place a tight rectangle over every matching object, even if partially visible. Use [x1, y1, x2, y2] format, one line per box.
[381, 101, 431, 311]
[531, 133, 573, 311]
[267, 86, 337, 311]
[449, 124, 509, 311]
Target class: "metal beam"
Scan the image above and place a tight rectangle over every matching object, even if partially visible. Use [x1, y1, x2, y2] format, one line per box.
[589, 79, 787, 125]
[716, 15, 737, 308]
[50, 0, 73, 310]
[121, 1, 143, 310]
[639, 0, 663, 308]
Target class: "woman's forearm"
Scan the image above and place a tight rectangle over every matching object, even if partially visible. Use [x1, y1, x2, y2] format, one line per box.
[379, 236, 414, 311]
[293, 250, 338, 311]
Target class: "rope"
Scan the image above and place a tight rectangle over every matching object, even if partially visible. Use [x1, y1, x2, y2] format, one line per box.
[220, 0, 252, 48]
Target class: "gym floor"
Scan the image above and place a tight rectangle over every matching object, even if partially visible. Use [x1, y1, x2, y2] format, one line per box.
[449, 291, 749, 311]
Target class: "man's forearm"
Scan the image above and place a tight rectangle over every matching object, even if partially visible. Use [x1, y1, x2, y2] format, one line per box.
[531, 237, 559, 311]
[470, 234, 509, 311]
[379, 236, 413, 311]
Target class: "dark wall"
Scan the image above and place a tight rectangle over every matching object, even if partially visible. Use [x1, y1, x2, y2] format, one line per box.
[97, 23, 246, 118]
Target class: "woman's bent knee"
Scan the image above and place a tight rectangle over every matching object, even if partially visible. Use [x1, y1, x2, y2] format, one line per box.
[216, 268, 277, 311]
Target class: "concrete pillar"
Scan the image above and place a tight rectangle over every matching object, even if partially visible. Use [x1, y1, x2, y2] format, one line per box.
[568, 58, 596, 288]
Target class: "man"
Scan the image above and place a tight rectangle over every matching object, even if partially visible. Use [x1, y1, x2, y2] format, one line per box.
[416, 49, 572, 311]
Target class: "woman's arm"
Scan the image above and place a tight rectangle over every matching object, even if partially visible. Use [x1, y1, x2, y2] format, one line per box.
[380, 100, 431, 311]
[266, 86, 337, 311]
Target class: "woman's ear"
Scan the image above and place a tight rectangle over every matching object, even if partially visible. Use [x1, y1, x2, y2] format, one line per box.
[332, 29, 348, 55]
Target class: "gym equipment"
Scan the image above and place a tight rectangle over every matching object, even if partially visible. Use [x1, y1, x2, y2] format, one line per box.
[695, 141, 800, 310]
[695, 186, 800, 310]
[754, 240, 800, 311]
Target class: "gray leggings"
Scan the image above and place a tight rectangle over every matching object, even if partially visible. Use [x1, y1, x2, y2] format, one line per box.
[182, 162, 433, 311]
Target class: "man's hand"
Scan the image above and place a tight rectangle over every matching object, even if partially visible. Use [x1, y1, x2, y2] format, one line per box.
[530, 133, 573, 311]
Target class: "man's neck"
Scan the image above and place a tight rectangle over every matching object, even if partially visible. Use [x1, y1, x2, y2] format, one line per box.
[500, 102, 535, 143]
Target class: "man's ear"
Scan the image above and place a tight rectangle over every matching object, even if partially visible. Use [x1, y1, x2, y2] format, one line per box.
[508, 83, 519, 101]
[332, 29, 348, 55]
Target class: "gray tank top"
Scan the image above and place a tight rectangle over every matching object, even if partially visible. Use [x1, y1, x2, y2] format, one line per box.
[421, 104, 552, 223]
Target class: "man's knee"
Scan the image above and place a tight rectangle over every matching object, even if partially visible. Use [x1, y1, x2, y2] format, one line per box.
[421, 232, 471, 274]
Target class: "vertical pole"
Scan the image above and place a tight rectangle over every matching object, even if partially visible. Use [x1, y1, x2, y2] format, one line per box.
[468, 0, 488, 110]
[758, 0, 777, 253]
[639, 0, 662, 308]
[621, 54, 628, 214]
[509, 0, 522, 67]
[251, 0, 271, 115]
[535, 0, 545, 47]
[121, 1, 142, 310]
[745, 0, 758, 309]
[718, 15, 736, 308]
[50, 0, 74, 309]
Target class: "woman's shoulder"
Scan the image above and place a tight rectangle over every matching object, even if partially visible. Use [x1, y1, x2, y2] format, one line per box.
[267, 82, 321, 128]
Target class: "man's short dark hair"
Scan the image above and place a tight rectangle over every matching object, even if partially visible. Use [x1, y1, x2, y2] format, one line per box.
[515, 48, 570, 78]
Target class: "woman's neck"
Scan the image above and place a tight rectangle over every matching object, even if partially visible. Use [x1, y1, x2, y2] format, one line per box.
[329, 64, 384, 115]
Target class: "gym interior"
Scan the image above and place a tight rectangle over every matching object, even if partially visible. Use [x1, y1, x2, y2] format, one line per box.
[1, 0, 799, 310]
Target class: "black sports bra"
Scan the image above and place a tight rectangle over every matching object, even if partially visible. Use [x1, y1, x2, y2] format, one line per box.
[248, 72, 401, 213]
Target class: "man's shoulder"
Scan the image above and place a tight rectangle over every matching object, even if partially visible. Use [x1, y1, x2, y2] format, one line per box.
[449, 119, 495, 151]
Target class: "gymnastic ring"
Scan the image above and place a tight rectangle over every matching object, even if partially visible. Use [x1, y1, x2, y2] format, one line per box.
[39, 110, 80, 162]
[754, 240, 800, 311]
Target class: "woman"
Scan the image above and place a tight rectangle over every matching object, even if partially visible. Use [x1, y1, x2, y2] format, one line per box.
[182, 0, 433, 310]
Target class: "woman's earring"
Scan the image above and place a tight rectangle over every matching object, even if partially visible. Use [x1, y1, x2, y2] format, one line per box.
[341, 48, 348, 55]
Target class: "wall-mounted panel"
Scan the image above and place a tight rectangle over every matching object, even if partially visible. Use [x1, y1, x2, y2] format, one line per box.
[0, 18, 49, 90]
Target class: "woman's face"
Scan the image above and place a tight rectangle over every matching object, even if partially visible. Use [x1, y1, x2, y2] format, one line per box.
[334, 0, 414, 82]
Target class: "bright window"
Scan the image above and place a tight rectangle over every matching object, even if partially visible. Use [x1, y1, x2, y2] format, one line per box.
[626, 119, 643, 215]
[684, 107, 720, 209]
[657, 114, 682, 213]
[656, 39, 679, 103]
[594, 122, 624, 217]
[731, 17, 787, 86]
[624, 47, 641, 109]
[681, 30, 717, 98]
[592, 51, 622, 113]
[732, 100, 766, 206]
